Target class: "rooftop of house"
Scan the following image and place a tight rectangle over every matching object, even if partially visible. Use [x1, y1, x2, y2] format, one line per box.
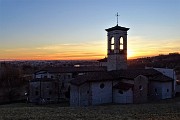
[70, 71, 114, 86]
[150, 74, 174, 82]
[31, 78, 58, 82]
[70, 69, 174, 86]
[97, 57, 107, 62]
[110, 69, 160, 79]
[113, 82, 134, 90]
[34, 66, 107, 74]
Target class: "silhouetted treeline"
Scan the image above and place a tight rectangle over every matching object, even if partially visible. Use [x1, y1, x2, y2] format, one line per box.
[128, 53, 180, 71]
[0, 63, 28, 103]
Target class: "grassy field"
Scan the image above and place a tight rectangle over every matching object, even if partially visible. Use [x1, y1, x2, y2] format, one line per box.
[0, 97, 180, 120]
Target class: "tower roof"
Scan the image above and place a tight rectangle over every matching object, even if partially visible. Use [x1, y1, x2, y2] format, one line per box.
[105, 25, 130, 32]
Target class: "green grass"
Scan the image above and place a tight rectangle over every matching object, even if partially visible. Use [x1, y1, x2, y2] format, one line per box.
[0, 97, 180, 120]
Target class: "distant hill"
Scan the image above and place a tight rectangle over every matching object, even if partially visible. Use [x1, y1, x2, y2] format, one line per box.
[128, 53, 180, 71]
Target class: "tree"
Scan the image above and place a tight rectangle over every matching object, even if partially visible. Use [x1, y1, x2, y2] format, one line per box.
[0, 62, 23, 102]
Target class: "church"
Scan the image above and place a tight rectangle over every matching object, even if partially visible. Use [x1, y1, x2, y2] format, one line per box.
[70, 20, 176, 106]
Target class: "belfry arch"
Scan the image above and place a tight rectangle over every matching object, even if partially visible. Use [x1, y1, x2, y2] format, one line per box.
[110, 37, 114, 51]
[119, 37, 123, 51]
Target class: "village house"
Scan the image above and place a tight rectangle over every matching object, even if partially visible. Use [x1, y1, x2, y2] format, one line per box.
[29, 66, 106, 103]
[70, 22, 177, 106]
[176, 74, 180, 93]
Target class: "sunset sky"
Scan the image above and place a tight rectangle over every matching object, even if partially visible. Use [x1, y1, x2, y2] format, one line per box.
[0, 0, 180, 60]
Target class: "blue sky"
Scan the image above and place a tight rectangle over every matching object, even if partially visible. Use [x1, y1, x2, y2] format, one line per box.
[0, 0, 180, 60]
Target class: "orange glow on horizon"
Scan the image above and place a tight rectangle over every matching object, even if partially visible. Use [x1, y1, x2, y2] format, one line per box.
[0, 51, 168, 61]
[0, 37, 179, 61]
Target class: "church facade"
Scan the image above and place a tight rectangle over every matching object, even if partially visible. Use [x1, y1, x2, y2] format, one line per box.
[70, 23, 176, 106]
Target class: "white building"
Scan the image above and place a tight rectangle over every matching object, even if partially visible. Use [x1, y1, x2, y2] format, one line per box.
[29, 66, 106, 103]
[70, 69, 175, 106]
[70, 23, 176, 106]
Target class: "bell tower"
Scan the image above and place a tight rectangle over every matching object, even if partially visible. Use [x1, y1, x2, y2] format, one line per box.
[106, 14, 130, 71]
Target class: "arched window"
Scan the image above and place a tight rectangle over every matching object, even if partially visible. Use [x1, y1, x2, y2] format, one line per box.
[111, 37, 114, 51]
[119, 37, 123, 51]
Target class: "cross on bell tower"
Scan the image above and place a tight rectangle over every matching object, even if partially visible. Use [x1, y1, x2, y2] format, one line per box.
[116, 12, 120, 25]
[105, 14, 130, 71]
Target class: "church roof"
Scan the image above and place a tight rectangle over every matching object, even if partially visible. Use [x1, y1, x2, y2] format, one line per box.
[97, 57, 107, 62]
[110, 69, 160, 79]
[150, 74, 173, 82]
[70, 69, 174, 86]
[105, 25, 130, 32]
[113, 82, 134, 90]
[70, 71, 113, 86]
[35, 66, 106, 74]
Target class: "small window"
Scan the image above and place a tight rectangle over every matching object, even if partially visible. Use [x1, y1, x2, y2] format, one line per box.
[35, 91, 39, 95]
[100, 83, 105, 89]
[155, 88, 157, 92]
[47, 86, 49, 89]
[139, 85, 143, 91]
[47, 98, 50, 100]
[87, 91, 89, 94]
[49, 90, 52, 95]
[167, 89, 169, 92]
[118, 90, 123, 94]
[51, 76, 54, 78]
[62, 82, 64, 88]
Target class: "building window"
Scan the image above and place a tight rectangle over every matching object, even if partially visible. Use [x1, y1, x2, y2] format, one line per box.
[47, 86, 49, 89]
[49, 90, 52, 95]
[111, 37, 114, 51]
[139, 85, 143, 91]
[35, 91, 39, 95]
[118, 90, 123, 94]
[61, 82, 64, 88]
[167, 89, 169, 92]
[100, 83, 105, 89]
[68, 75, 71, 79]
[155, 88, 157, 92]
[47, 98, 50, 101]
[58, 75, 61, 78]
[87, 91, 89, 94]
[51, 76, 54, 78]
